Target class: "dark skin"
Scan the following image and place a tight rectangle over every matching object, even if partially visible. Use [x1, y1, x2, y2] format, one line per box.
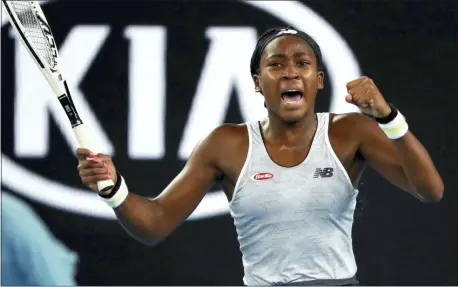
[77, 35, 443, 246]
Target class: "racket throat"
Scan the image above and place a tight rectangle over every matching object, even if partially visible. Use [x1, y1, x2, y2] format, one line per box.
[58, 93, 83, 128]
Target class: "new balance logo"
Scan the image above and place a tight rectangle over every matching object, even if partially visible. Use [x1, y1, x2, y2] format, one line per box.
[313, 168, 334, 178]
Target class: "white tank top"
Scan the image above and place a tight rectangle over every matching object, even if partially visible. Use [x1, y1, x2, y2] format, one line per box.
[229, 113, 359, 286]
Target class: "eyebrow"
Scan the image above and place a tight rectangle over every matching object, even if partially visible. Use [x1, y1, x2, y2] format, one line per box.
[266, 52, 311, 59]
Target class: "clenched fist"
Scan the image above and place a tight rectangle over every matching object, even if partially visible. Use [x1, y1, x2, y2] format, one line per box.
[76, 148, 118, 194]
[345, 76, 392, 118]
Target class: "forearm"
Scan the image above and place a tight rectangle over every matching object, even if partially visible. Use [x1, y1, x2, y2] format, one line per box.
[344, 78, 444, 201]
[78, 147, 212, 245]
[114, 193, 167, 246]
[392, 131, 444, 201]
[100, 175, 170, 246]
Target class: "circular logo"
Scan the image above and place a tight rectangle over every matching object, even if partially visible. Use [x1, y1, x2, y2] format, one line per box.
[1, 1, 361, 221]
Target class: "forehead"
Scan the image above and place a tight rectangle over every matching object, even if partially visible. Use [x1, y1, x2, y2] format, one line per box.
[262, 35, 315, 58]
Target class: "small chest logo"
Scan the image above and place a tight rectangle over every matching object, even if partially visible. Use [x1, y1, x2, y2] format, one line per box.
[250, 172, 274, 182]
[313, 168, 334, 178]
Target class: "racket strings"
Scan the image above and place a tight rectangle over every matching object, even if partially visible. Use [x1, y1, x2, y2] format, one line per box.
[10, 1, 57, 69]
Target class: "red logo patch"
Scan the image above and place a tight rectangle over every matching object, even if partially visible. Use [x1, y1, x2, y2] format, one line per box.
[250, 172, 274, 182]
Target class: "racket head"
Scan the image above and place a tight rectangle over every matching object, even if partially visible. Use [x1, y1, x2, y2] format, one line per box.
[2, 0, 60, 73]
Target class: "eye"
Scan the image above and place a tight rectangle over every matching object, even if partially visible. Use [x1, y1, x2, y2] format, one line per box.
[269, 62, 281, 67]
[297, 61, 310, 67]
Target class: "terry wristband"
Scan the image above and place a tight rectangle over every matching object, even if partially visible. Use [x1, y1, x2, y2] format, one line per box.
[376, 105, 409, 140]
[98, 172, 128, 208]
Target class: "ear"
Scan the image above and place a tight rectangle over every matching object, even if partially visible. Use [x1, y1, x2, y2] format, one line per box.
[317, 71, 325, 90]
[253, 74, 261, 93]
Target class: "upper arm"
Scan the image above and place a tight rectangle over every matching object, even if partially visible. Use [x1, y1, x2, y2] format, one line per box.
[352, 113, 414, 193]
[152, 125, 226, 233]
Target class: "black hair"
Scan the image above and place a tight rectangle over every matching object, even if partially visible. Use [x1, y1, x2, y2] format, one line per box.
[250, 27, 323, 76]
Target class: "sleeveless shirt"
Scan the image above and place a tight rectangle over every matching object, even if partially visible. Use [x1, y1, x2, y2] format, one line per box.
[229, 113, 359, 285]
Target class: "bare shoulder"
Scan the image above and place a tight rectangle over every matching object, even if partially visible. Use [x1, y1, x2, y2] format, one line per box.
[194, 123, 249, 163]
[205, 123, 249, 157]
[204, 123, 248, 146]
[192, 123, 249, 181]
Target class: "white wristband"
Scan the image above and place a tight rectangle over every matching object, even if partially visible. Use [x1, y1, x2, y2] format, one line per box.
[378, 109, 409, 139]
[98, 175, 129, 208]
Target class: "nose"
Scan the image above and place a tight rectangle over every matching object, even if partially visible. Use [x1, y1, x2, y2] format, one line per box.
[281, 63, 299, 80]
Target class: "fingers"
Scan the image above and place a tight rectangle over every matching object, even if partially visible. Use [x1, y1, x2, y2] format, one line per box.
[347, 94, 371, 106]
[77, 159, 114, 190]
[76, 148, 96, 161]
[76, 148, 112, 164]
[95, 153, 112, 162]
[346, 76, 375, 107]
[79, 167, 109, 177]
[346, 76, 389, 117]
[346, 76, 368, 91]
[346, 76, 375, 92]
[347, 83, 369, 98]
[78, 160, 104, 170]
[81, 174, 113, 186]
[345, 93, 374, 109]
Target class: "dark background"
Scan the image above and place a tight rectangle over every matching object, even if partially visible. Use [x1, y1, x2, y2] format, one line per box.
[2, 0, 458, 285]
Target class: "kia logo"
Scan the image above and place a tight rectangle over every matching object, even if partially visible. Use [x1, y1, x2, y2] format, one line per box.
[1, 0, 361, 221]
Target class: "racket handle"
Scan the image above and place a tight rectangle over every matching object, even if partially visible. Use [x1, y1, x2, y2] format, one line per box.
[73, 124, 115, 193]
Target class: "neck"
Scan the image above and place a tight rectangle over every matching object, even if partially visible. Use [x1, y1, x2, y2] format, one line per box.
[263, 109, 318, 146]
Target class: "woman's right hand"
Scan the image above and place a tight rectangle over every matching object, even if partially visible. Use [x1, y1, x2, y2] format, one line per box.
[76, 148, 118, 194]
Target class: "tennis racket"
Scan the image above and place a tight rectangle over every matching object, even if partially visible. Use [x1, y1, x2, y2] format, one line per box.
[2, 0, 115, 193]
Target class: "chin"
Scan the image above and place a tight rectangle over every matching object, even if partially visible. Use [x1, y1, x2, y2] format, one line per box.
[279, 109, 307, 124]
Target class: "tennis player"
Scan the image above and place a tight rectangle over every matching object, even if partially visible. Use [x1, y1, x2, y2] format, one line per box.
[76, 27, 443, 286]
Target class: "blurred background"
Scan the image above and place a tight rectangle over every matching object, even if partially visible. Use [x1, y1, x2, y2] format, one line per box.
[1, 0, 458, 285]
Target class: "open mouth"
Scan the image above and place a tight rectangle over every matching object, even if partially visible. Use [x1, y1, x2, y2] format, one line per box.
[281, 90, 303, 103]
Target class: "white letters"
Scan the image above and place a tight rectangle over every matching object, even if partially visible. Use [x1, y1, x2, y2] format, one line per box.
[13, 25, 268, 160]
[4, 0, 362, 221]
[178, 27, 266, 160]
[13, 26, 114, 156]
[125, 26, 166, 159]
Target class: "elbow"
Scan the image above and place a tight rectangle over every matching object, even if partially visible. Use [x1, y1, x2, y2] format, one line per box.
[418, 181, 444, 203]
[127, 225, 168, 247]
[141, 236, 165, 247]
[135, 229, 167, 247]
[140, 201, 171, 246]
[129, 234, 162, 247]
[140, 224, 171, 247]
